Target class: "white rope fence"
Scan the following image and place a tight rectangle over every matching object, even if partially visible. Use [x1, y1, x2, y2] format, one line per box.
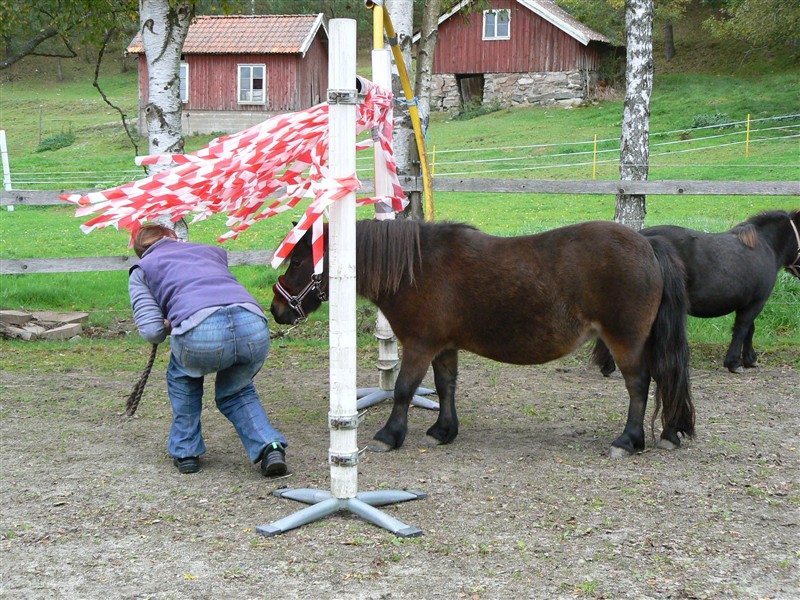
[7, 114, 799, 188]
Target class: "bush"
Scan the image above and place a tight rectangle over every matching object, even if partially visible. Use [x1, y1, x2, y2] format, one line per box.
[36, 132, 76, 152]
[453, 98, 503, 121]
[690, 111, 735, 129]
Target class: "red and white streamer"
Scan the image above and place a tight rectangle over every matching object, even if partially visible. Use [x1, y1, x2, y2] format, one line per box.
[61, 79, 407, 274]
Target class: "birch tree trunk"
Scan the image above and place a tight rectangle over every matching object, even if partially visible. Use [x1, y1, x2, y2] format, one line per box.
[388, 0, 422, 219]
[414, 0, 441, 131]
[615, 0, 654, 231]
[139, 0, 193, 237]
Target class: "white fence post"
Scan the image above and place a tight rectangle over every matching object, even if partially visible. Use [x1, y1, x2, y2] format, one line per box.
[1, 130, 13, 211]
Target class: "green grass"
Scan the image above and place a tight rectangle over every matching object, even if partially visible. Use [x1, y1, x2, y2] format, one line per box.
[0, 54, 798, 366]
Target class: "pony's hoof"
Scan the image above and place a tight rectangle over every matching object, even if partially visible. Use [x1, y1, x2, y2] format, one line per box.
[745, 362, 759, 369]
[423, 434, 444, 447]
[728, 366, 744, 374]
[657, 438, 679, 451]
[367, 439, 394, 453]
[608, 445, 633, 458]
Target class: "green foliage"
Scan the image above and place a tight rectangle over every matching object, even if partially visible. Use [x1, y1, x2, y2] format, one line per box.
[35, 132, 76, 153]
[0, 0, 139, 70]
[453, 98, 503, 121]
[555, 0, 626, 45]
[690, 111, 734, 129]
[702, 0, 800, 57]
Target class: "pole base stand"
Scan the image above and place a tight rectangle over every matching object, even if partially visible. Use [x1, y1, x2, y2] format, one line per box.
[256, 488, 426, 538]
[357, 386, 438, 410]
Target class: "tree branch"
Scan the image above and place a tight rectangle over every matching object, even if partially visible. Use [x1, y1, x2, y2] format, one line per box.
[1, 26, 60, 69]
[92, 29, 143, 171]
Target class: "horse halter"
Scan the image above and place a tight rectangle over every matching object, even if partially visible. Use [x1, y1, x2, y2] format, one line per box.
[274, 274, 327, 324]
[788, 218, 800, 278]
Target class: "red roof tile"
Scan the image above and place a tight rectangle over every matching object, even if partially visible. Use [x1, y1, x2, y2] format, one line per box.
[127, 14, 326, 55]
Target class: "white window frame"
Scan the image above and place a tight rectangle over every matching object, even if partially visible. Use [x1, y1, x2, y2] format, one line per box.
[179, 62, 189, 103]
[238, 64, 266, 105]
[482, 9, 511, 40]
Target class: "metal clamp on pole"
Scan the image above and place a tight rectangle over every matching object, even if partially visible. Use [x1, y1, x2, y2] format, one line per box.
[327, 89, 363, 105]
[328, 411, 367, 430]
[329, 447, 367, 467]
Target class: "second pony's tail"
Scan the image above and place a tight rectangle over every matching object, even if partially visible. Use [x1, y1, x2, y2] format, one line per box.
[646, 235, 695, 443]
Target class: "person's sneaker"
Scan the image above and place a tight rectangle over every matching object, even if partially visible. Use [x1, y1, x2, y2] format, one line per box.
[260, 442, 288, 477]
[173, 456, 200, 474]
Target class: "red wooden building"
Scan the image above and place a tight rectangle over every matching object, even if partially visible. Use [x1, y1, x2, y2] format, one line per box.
[418, 0, 619, 112]
[127, 14, 329, 135]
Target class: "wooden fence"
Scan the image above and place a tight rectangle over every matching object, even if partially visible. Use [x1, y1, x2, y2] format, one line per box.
[2, 177, 798, 276]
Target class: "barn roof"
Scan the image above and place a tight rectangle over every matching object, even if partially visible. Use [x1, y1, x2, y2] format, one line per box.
[127, 14, 327, 56]
[418, 0, 611, 46]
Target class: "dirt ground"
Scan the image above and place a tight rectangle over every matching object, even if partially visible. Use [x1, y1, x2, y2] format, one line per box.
[1, 331, 798, 600]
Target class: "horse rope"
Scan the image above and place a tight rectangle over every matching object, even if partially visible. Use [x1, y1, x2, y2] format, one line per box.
[125, 343, 158, 417]
[124, 325, 298, 417]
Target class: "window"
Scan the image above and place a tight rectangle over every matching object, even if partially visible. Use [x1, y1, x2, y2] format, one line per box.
[179, 63, 189, 103]
[483, 9, 511, 40]
[238, 64, 265, 104]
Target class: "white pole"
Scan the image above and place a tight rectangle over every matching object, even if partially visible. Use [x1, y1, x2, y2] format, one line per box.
[371, 48, 400, 393]
[1, 130, 13, 212]
[257, 19, 424, 537]
[327, 19, 359, 500]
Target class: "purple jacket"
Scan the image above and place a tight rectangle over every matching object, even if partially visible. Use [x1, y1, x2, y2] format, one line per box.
[131, 239, 261, 329]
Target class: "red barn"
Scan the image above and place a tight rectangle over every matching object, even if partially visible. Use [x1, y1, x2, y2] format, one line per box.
[127, 14, 329, 135]
[418, 0, 619, 112]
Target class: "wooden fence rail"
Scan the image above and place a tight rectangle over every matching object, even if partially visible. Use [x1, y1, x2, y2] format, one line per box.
[2, 178, 798, 275]
[0, 250, 275, 276]
[2, 178, 800, 207]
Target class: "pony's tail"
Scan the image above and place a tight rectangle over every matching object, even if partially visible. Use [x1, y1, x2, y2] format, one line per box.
[591, 338, 616, 377]
[647, 236, 695, 441]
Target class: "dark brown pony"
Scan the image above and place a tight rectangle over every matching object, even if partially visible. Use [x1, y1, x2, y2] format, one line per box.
[271, 219, 695, 457]
[594, 209, 800, 375]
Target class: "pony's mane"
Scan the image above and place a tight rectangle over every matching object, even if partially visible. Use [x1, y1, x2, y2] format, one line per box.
[355, 219, 477, 297]
[731, 210, 792, 250]
[356, 219, 421, 298]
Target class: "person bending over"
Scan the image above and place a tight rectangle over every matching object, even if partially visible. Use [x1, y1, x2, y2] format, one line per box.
[128, 224, 288, 477]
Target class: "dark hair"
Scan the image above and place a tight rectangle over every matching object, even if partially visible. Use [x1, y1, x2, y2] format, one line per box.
[133, 224, 177, 258]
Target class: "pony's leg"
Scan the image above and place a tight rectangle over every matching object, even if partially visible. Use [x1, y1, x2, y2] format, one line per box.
[724, 307, 763, 373]
[369, 349, 434, 452]
[742, 322, 758, 368]
[609, 361, 651, 458]
[425, 348, 459, 445]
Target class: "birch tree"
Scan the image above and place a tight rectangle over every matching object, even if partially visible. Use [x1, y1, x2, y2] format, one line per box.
[387, 0, 422, 218]
[139, 0, 193, 236]
[615, 0, 653, 231]
[413, 0, 442, 131]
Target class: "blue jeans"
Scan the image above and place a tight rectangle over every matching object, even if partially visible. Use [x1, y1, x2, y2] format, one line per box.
[166, 306, 287, 463]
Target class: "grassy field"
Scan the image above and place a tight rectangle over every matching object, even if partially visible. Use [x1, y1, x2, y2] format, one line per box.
[0, 44, 798, 364]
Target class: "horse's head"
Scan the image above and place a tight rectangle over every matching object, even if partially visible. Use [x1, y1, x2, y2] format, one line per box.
[270, 227, 329, 325]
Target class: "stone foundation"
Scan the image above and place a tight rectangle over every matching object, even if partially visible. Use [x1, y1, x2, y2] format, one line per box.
[430, 70, 598, 114]
[136, 108, 278, 136]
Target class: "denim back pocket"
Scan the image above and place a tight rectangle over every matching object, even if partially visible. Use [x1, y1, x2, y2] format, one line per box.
[181, 345, 225, 373]
[246, 334, 270, 365]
